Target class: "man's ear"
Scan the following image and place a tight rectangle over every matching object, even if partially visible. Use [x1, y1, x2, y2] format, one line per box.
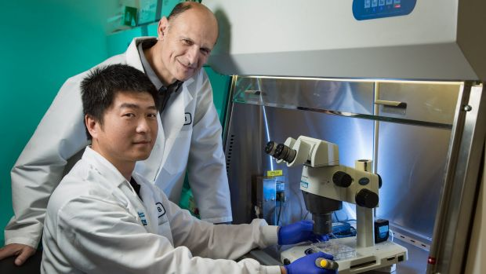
[85, 115, 99, 139]
[157, 17, 169, 40]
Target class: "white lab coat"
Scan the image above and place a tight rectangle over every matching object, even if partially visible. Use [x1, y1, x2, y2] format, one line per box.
[41, 147, 281, 274]
[5, 37, 232, 249]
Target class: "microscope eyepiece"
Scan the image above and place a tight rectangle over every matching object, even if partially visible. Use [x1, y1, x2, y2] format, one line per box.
[264, 141, 277, 156]
[265, 141, 297, 163]
[275, 143, 297, 163]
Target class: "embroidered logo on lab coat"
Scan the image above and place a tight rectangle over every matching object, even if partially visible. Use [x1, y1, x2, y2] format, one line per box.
[184, 113, 192, 125]
[156, 202, 166, 218]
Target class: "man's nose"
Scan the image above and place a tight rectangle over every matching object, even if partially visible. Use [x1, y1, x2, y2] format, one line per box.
[186, 46, 199, 67]
[137, 118, 151, 133]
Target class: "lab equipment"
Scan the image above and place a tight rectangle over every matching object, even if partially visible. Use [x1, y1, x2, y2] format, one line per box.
[255, 175, 286, 225]
[266, 136, 407, 273]
[265, 136, 380, 236]
[315, 257, 339, 271]
[206, 0, 486, 271]
[310, 240, 357, 261]
[374, 219, 390, 243]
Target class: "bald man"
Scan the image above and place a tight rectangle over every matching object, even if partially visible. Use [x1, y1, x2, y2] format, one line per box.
[1, 2, 232, 265]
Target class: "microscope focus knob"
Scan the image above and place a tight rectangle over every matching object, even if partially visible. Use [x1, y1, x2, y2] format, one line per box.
[355, 189, 379, 208]
[333, 171, 353, 188]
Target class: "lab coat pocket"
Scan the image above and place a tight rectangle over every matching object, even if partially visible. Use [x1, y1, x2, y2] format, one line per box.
[163, 130, 192, 175]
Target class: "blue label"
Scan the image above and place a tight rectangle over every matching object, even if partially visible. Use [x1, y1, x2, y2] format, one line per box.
[379, 225, 389, 238]
[359, 177, 370, 185]
[300, 181, 309, 189]
[138, 211, 148, 226]
[353, 0, 416, 21]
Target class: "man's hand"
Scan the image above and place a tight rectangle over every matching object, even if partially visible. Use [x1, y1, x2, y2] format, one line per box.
[0, 244, 36, 266]
[278, 220, 329, 245]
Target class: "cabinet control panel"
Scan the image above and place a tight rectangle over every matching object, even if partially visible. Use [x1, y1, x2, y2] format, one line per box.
[353, 0, 416, 20]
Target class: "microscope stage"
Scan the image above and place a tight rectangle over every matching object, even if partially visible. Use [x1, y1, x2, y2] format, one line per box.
[280, 237, 408, 273]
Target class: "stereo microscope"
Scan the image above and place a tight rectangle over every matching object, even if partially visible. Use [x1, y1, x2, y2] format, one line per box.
[265, 136, 407, 273]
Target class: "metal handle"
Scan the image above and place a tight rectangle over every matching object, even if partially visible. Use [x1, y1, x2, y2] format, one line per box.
[374, 99, 407, 108]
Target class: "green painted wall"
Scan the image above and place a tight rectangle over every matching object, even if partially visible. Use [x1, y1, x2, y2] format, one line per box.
[204, 65, 230, 124]
[0, 0, 117, 246]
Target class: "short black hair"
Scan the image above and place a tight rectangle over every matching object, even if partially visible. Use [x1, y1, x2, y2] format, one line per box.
[81, 64, 160, 140]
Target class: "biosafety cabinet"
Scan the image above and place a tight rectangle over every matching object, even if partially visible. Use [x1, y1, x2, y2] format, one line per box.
[204, 1, 486, 273]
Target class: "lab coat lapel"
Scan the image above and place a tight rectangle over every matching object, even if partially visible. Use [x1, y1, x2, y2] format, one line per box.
[125, 37, 148, 72]
[117, 183, 156, 233]
[84, 148, 154, 233]
[160, 80, 194, 168]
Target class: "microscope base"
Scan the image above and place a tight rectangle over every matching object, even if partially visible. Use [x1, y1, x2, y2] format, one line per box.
[280, 237, 408, 273]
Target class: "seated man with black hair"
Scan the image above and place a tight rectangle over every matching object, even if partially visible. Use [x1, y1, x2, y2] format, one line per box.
[41, 64, 336, 274]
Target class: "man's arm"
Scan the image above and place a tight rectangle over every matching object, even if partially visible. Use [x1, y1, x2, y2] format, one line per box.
[43, 195, 280, 274]
[186, 73, 232, 223]
[166, 195, 278, 260]
[3, 76, 88, 259]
